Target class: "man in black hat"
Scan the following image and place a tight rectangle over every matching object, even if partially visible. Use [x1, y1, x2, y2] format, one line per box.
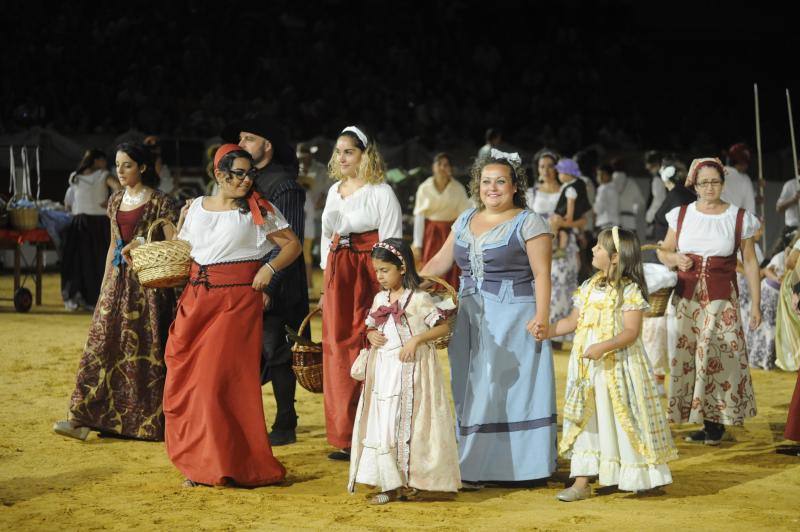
[223, 115, 308, 446]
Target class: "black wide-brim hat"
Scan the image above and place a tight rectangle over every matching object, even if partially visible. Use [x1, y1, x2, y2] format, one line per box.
[221, 114, 297, 167]
[221, 114, 288, 146]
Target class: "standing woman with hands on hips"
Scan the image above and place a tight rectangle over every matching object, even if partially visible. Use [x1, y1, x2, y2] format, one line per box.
[421, 149, 558, 488]
[319, 126, 403, 461]
[657, 158, 761, 446]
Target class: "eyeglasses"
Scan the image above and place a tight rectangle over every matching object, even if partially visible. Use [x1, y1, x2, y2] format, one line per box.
[226, 169, 256, 182]
[695, 180, 723, 189]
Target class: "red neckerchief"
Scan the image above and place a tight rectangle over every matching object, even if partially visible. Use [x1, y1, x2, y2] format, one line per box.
[247, 190, 274, 225]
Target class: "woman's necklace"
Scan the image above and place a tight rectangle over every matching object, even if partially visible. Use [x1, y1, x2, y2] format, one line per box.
[122, 187, 147, 206]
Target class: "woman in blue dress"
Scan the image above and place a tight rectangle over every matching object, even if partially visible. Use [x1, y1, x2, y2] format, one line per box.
[420, 149, 557, 488]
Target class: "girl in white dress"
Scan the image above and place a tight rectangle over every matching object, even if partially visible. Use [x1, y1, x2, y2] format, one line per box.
[349, 238, 460, 504]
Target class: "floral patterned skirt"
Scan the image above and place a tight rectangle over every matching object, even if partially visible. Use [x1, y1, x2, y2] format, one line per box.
[668, 282, 757, 426]
[550, 233, 578, 342]
[745, 280, 779, 370]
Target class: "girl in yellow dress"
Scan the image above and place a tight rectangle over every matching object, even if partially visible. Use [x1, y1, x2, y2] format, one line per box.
[538, 227, 677, 501]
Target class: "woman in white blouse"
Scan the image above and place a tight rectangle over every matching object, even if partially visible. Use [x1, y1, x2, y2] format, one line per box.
[411, 152, 471, 289]
[61, 149, 120, 310]
[156, 144, 300, 487]
[657, 158, 761, 446]
[527, 150, 577, 346]
[320, 126, 402, 461]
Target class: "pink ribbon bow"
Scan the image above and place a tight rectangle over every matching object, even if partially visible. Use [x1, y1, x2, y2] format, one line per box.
[369, 300, 406, 328]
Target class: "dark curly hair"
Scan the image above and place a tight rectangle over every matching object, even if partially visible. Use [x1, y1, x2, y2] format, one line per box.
[116, 142, 160, 189]
[468, 155, 528, 210]
[215, 148, 271, 217]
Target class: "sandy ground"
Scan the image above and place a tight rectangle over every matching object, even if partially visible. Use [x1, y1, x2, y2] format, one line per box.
[1, 272, 799, 531]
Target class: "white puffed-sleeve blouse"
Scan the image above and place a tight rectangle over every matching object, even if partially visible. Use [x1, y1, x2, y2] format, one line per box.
[666, 202, 760, 258]
[319, 181, 402, 269]
[178, 197, 289, 265]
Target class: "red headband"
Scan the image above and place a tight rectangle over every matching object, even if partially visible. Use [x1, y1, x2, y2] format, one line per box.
[686, 157, 726, 187]
[213, 143, 242, 169]
[696, 160, 724, 176]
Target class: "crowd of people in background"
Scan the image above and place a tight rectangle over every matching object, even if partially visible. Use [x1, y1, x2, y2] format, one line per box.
[4, 2, 766, 157]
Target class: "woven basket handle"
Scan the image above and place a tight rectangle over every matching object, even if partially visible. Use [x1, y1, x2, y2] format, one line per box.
[146, 217, 177, 243]
[298, 306, 322, 336]
[422, 275, 457, 301]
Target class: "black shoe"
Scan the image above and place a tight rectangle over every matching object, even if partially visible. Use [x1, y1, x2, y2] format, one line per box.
[328, 448, 351, 461]
[269, 429, 297, 446]
[684, 430, 706, 443]
[703, 421, 725, 446]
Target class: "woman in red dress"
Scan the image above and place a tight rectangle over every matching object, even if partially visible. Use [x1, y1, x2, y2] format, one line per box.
[411, 152, 472, 289]
[319, 126, 403, 460]
[156, 144, 301, 487]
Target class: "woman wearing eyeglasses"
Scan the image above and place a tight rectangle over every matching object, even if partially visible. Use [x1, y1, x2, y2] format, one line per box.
[657, 158, 761, 446]
[158, 144, 301, 487]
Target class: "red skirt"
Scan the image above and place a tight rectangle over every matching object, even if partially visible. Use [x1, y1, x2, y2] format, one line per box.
[422, 219, 460, 290]
[786, 371, 800, 441]
[164, 261, 286, 486]
[322, 230, 380, 448]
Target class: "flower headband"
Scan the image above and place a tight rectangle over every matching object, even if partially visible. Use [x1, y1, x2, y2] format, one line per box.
[342, 126, 368, 149]
[490, 148, 522, 165]
[659, 165, 676, 182]
[373, 242, 405, 266]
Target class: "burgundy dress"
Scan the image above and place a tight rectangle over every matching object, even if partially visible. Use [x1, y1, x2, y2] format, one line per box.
[68, 191, 178, 441]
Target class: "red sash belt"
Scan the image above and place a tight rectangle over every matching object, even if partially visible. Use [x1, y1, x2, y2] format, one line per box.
[329, 230, 379, 253]
[189, 260, 262, 289]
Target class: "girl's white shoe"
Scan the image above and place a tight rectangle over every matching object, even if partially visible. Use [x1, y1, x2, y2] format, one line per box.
[556, 485, 592, 502]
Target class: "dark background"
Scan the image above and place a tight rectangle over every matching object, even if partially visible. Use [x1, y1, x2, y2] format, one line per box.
[3, 0, 798, 166]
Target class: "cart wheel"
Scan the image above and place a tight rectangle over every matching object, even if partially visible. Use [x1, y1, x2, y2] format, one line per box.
[14, 287, 33, 313]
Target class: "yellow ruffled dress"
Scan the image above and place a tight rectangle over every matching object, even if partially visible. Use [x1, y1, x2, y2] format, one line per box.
[560, 274, 678, 491]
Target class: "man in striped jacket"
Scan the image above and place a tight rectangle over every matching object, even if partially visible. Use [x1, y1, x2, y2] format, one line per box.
[223, 115, 308, 446]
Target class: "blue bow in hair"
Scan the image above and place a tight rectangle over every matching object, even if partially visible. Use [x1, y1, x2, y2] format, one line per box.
[112, 238, 125, 268]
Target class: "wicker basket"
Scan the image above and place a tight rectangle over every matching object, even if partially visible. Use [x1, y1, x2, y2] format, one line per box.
[291, 307, 323, 393]
[130, 217, 191, 288]
[423, 275, 458, 349]
[9, 207, 39, 231]
[641, 244, 672, 317]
